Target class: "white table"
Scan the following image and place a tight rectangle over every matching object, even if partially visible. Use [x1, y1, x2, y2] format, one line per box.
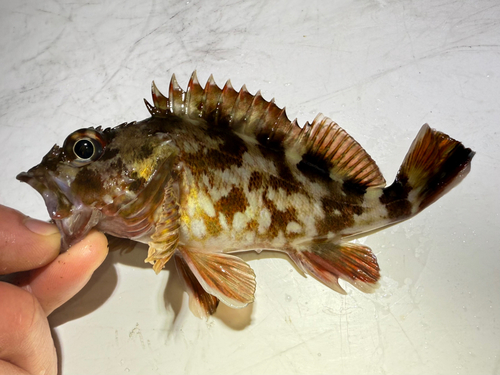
[1, 1, 498, 374]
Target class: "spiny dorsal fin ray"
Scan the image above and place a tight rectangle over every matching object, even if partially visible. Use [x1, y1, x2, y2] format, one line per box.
[147, 72, 385, 188]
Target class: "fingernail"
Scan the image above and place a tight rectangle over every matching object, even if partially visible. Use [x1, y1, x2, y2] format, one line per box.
[24, 217, 60, 236]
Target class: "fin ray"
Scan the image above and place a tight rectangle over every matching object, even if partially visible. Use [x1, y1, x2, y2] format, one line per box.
[397, 124, 474, 212]
[294, 114, 386, 188]
[290, 242, 380, 294]
[147, 73, 385, 188]
[179, 248, 256, 308]
[144, 178, 180, 274]
[174, 253, 219, 318]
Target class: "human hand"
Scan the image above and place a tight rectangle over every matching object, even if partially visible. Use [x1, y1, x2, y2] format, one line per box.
[0, 205, 108, 375]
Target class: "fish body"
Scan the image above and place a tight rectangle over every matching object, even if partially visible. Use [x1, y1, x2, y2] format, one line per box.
[18, 72, 474, 317]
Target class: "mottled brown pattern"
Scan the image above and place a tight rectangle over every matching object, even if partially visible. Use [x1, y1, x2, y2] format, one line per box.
[262, 194, 299, 239]
[139, 144, 155, 160]
[316, 193, 364, 236]
[257, 145, 303, 194]
[247, 219, 259, 232]
[98, 147, 120, 162]
[248, 171, 263, 192]
[193, 125, 248, 171]
[201, 210, 223, 237]
[180, 130, 247, 177]
[17, 72, 475, 316]
[214, 187, 249, 223]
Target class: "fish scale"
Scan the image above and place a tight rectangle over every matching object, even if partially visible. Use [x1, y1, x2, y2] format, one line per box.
[17, 72, 474, 317]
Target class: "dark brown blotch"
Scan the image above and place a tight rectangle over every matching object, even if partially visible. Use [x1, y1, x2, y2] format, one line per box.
[218, 129, 247, 163]
[262, 194, 298, 239]
[316, 195, 364, 236]
[182, 129, 248, 174]
[98, 147, 120, 162]
[73, 168, 104, 204]
[138, 143, 154, 160]
[248, 171, 263, 192]
[214, 187, 249, 220]
[342, 179, 367, 196]
[128, 176, 146, 193]
[380, 175, 412, 220]
[258, 144, 302, 194]
[296, 151, 331, 183]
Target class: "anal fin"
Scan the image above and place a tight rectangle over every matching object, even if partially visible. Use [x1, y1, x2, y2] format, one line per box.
[179, 248, 256, 308]
[290, 242, 380, 294]
[174, 253, 219, 318]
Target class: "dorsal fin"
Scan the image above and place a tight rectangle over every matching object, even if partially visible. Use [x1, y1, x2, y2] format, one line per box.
[292, 114, 386, 188]
[145, 72, 385, 188]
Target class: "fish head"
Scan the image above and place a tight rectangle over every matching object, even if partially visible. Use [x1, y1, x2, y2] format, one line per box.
[17, 121, 178, 251]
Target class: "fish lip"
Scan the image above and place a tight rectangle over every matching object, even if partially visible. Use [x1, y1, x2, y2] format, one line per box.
[17, 165, 101, 251]
[17, 166, 72, 219]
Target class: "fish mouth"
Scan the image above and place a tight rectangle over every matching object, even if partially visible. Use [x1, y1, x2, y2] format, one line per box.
[17, 165, 101, 251]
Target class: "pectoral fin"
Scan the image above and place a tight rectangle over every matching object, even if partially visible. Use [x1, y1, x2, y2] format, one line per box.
[179, 248, 256, 308]
[174, 253, 219, 318]
[290, 242, 380, 294]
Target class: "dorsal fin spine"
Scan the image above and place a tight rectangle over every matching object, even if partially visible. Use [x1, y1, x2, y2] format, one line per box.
[203, 75, 223, 125]
[244, 91, 269, 134]
[151, 81, 169, 114]
[231, 84, 254, 126]
[169, 74, 184, 115]
[186, 71, 204, 117]
[148, 73, 386, 189]
[219, 80, 237, 125]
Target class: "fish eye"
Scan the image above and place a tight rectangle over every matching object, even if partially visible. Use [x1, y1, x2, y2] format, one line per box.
[63, 128, 106, 166]
[73, 139, 96, 159]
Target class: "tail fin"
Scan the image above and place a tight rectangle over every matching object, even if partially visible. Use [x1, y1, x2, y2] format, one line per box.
[382, 124, 474, 218]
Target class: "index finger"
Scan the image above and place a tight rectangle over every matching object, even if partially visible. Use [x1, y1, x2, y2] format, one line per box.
[0, 205, 61, 275]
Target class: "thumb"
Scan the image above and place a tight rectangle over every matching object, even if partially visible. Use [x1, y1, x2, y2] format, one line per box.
[16, 230, 109, 316]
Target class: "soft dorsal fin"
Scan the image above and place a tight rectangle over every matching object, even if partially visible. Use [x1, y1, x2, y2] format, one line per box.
[291, 114, 386, 188]
[145, 72, 385, 189]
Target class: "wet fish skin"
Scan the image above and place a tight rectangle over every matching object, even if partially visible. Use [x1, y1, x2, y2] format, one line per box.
[17, 72, 474, 317]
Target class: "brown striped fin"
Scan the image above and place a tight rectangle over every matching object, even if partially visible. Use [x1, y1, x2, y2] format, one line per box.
[145, 72, 385, 188]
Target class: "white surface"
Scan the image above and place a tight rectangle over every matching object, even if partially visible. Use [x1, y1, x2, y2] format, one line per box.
[1, 1, 499, 374]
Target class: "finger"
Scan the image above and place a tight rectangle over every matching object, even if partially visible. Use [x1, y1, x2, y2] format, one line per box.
[0, 205, 60, 275]
[20, 230, 109, 315]
[0, 282, 57, 375]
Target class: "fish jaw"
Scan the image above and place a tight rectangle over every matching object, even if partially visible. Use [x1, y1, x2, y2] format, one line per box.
[17, 164, 102, 251]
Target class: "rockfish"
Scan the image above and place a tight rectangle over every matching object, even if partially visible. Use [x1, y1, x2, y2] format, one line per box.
[17, 72, 474, 317]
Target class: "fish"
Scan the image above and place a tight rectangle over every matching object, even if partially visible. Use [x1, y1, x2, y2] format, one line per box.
[17, 72, 475, 318]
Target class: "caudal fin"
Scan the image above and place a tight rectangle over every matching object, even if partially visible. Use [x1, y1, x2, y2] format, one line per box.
[382, 124, 474, 218]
